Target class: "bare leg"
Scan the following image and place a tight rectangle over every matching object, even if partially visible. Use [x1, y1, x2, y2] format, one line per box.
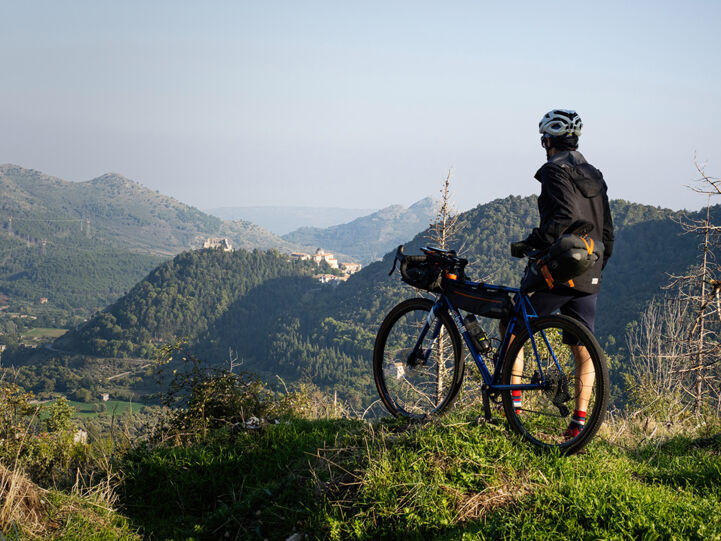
[571, 345, 595, 413]
[511, 337, 523, 385]
[499, 322, 523, 385]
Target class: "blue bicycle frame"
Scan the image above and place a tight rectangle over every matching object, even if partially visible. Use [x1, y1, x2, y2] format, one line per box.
[417, 278, 561, 393]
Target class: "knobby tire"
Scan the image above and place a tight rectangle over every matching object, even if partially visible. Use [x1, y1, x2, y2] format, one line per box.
[500, 314, 609, 455]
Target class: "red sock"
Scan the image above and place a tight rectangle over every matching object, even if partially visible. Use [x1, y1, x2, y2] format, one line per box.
[511, 390, 522, 413]
[565, 410, 586, 438]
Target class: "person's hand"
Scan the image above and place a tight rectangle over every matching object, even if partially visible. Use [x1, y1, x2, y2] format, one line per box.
[510, 241, 530, 258]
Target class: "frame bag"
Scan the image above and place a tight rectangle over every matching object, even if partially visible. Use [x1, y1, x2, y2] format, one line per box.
[444, 279, 512, 319]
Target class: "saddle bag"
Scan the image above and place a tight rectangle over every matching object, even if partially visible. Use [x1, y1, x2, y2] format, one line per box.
[520, 232, 603, 293]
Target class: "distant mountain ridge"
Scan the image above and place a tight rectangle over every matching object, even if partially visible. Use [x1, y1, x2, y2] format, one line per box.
[282, 197, 437, 263]
[0, 164, 316, 315]
[0, 164, 295, 256]
[206, 206, 378, 235]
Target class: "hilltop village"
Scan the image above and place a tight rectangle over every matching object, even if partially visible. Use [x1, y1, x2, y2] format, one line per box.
[203, 238, 361, 284]
[289, 248, 362, 284]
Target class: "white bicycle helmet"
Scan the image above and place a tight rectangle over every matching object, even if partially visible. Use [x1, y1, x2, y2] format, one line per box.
[539, 109, 583, 137]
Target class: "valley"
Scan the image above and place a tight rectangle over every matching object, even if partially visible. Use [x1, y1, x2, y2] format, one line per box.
[1, 169, 707, 418]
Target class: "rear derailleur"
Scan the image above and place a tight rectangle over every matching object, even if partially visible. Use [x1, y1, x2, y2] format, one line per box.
[532, 368, 571, 418]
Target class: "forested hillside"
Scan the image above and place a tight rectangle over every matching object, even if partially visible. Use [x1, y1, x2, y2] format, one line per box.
[0, 240, 162, 313]
[51, 195, 707, 409]
[55, 249, 321, 358]
[0, 164, 324, 322]
[282, 197, 437, 263]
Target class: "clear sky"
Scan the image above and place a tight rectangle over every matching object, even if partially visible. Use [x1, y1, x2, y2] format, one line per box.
[1, 1, 719, 212]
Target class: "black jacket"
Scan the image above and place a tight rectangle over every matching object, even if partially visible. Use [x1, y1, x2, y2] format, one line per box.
[524, 150, 614, 294]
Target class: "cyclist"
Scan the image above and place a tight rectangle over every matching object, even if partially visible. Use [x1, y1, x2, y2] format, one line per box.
[510, 109, 614, 438]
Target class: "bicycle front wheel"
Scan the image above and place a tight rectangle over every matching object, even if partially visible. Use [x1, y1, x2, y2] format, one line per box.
[373, 298, 464, 419]
[501, 314, 609, 455]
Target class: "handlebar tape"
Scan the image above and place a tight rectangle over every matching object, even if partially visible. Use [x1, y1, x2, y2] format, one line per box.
[399, 254, 427, 277]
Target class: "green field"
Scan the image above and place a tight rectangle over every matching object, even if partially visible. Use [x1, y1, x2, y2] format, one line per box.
[66, 399, 145, 418]
[22, 327, 68, 338]
[117, 409, 721, 540]
[21, 327, 68, 344]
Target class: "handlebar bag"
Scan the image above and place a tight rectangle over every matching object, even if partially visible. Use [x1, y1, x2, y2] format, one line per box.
[400, 257, 444, 292]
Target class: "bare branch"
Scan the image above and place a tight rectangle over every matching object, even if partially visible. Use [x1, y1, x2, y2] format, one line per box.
[428, 168, 459, 250]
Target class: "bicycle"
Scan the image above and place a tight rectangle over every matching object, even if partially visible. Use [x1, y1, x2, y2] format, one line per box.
[373, 244, 609, 455]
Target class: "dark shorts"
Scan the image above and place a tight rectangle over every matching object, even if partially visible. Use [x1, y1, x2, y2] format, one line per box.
[529, 290, 598, 345]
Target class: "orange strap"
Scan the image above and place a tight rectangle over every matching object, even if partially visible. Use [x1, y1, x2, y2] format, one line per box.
[541, 235, 593, 291]
[539, 263, 555, 289]
[580, 235, 594, 254]
[568, 235, 592, 289]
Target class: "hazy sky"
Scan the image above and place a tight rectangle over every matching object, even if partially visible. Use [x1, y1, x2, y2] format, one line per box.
[1, 1, 719, 212]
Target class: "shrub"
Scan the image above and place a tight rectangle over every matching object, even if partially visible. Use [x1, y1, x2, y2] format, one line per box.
[72, 388, 93, 403]
[0, 382, 88, 487]
[151, 345, 345, 445]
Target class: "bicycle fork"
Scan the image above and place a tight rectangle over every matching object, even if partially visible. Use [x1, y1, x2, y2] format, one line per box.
[405, 304, 444, 367]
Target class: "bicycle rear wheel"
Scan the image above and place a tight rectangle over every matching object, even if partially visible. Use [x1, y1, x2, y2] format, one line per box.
[373, 298, 464, 418]
[501, 314, 609, 455]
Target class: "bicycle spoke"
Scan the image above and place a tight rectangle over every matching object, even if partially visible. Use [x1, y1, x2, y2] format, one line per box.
[501, 315, 608, 455]
[374, 299, 463, 418]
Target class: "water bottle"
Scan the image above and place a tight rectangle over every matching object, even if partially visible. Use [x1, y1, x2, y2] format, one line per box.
[463, 314, 493, 355]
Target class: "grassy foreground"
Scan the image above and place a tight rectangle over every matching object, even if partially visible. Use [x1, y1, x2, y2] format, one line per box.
[0, 464, 139, 540]
[113, 410, 721, 540]
[3, 407, 719, 539]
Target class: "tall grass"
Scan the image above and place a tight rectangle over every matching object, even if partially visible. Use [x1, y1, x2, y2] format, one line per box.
[0, 464, 45, 538]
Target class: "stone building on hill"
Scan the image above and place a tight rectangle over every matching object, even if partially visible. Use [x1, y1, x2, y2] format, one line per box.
[315, 273, 349, 285]
[290, 252, 312, 261]
[312, 248, 339, 269]
[290, 248, 362, 281]
[341, 262, 362, 274]
[203, 238, 233, 251]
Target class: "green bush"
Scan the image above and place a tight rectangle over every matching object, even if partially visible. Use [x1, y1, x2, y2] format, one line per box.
[72, 388, 93, 403]
[0, 383, 90, 487]
[152, 346, 344, 445]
